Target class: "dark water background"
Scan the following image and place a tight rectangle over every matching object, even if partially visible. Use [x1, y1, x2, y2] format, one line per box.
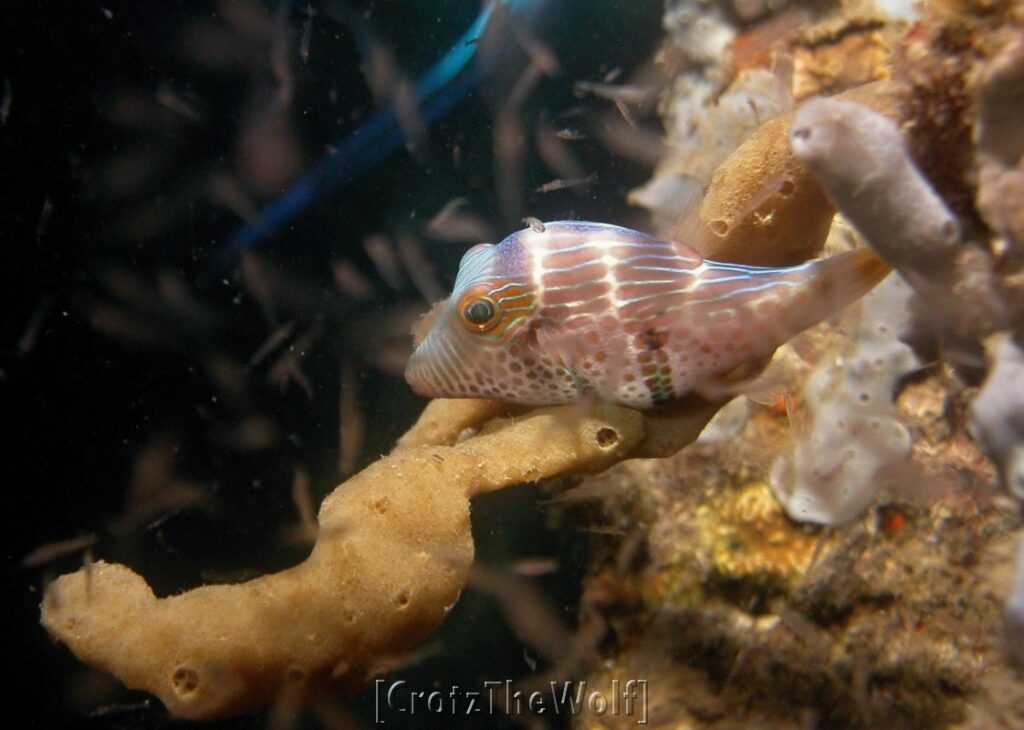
[3, 0, 663, 726]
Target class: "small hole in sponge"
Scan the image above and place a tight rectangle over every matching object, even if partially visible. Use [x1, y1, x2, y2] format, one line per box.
[372, 497, 389, 515]
[395, 589, 410, 608]
[709, 219, 729, 237]
[172, 666, 199, 696]
[778, 179, 795, 197]
[286, 666, 307, 684]
[595, 427, 619, 448]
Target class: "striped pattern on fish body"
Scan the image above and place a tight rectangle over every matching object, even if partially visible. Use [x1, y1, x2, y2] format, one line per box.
[405, 221, 889, 409]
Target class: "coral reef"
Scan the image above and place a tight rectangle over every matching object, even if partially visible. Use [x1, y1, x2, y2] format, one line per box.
[790, 18, 892, 100]
[572, 0, 1024, 728]
[39, 0, 1024, 725]
[643, 0, 906, 268]
[659, 78, 900, 268]
[790, 95, 1005, 340]
[573, 319, 1015, 727]
[1006, 540, 1024, 669]
[782, 18, 1024, 709]
[38, 46, 845, 711]
[976, 37, 1024, 251]
[790, 97, 961, 282]
[769, 273, 920, 526]
[970, 334, 1024, 499]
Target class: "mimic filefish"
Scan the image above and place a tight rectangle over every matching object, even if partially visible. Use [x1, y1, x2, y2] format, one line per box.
[405, 221, 888, 409]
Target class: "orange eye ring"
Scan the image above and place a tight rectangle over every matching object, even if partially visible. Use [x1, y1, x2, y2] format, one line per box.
[458, 290, 501, 332]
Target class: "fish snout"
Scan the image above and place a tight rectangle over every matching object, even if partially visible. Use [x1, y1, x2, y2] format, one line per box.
[404, 346, 443, 398]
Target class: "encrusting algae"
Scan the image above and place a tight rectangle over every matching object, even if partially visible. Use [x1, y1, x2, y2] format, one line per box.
[40, 0, 1024, 725]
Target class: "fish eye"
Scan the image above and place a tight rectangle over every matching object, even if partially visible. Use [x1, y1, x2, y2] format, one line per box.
[462, 297, 498, 329]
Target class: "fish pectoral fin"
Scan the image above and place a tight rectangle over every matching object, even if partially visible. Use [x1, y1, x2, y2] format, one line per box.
[697, 352, 775, 401]
[534, 326, 575, 369]
[534, 326, 590, 393]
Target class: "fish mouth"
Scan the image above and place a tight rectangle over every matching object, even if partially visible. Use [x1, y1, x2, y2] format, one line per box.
[405, 327, 483, 400]
[404, 345, 440, 398]
[405, 329, 466, 399]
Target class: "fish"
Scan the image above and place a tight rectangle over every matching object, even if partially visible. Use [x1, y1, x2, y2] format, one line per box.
[405, 221, 889, 409]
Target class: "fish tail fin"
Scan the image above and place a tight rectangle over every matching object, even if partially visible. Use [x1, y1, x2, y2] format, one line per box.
[741, 246, 890, 347]
[810, 245, 891, 307]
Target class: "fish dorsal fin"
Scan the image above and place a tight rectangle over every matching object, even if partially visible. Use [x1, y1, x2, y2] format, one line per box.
[664, 175, 708, 250]
[635, 172, 716, 261]
[666, 236, 706, 267]
[453, 242, 495, 290]
[629, 173, 706, 241]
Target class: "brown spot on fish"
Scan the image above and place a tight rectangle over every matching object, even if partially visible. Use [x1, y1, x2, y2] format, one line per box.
[641, 328, 669, 351]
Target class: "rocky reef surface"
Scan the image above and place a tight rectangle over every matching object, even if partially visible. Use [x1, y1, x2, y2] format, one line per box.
[576, 0, 1024, 726]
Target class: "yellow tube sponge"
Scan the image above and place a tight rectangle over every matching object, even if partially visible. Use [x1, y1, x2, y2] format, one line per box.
[671, 81, 900, 268]
[41, 401, 660, 720]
